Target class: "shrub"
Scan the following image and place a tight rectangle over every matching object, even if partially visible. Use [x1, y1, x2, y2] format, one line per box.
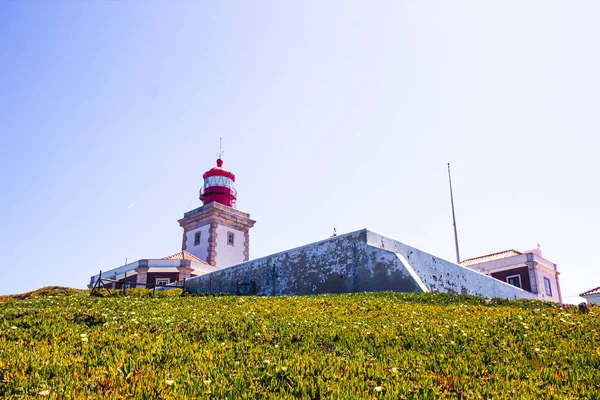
[73, 311, 106, 327]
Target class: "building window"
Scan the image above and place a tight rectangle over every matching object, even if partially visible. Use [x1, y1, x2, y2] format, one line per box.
[194, 231, 201, 246]
[544, 277, 552, 296]
[122, 283, 130, 290]
[227, 232, 235, 246]
[156, 278, 170, 286]
[507, 275, 521, 289]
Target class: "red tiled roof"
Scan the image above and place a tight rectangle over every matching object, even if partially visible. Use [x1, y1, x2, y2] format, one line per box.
[460, 250, 523, 267]
[162, 251, 208, 265]
[580, 286, 600, 297]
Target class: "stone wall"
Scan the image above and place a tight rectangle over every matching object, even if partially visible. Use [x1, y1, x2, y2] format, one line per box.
[185, 229, 537, 300]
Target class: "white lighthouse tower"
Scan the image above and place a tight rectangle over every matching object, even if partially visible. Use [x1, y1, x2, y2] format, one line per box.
[178, 157, 256, 268]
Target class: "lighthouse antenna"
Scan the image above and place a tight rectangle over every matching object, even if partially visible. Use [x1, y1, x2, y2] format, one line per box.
[218, 137, 224, 159]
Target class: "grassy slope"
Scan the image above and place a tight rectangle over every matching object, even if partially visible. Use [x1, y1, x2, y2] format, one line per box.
[0, 289, 598, 399]
[0, 286, 87, 302]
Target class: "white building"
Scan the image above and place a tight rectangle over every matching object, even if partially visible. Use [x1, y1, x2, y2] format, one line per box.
[461, 246, 562, 303]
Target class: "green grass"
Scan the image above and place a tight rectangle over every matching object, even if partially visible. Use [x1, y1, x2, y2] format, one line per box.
[0, 289, 598, 399]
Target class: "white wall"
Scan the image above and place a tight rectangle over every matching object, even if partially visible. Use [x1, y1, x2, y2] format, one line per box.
[584, 294, 600, 304]
[147, 260, 184, 268]
[89, 261, 140, 285]
[215, 224, 245, 268]
[185, 224, 210, 263]
[535, 266, 562, 303]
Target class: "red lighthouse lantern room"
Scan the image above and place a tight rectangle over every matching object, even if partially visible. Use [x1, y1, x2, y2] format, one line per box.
[200, 158, 237, 207]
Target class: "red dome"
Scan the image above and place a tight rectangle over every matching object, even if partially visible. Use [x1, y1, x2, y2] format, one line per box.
[202, 158, 235, 181]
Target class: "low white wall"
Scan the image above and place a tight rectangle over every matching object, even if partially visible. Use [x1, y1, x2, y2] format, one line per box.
[89, 261, 140, 285]
[366, 230, 537, 300]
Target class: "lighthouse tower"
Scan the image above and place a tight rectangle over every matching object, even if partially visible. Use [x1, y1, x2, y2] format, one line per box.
[178, 158, 256, 268]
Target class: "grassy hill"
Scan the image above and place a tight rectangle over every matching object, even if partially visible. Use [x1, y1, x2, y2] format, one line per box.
[0, 289, 598, 399]
[0, 286, 86, 302]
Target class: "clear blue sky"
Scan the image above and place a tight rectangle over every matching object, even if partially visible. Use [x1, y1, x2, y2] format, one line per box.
[1, 1, 598, 303]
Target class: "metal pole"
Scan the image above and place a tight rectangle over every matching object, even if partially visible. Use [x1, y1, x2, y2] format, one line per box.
[447, 163, 461, 264]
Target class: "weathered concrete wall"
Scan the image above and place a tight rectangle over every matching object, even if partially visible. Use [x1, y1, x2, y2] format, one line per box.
[365, 231, 536, 300]
[185, 229, 536, 300]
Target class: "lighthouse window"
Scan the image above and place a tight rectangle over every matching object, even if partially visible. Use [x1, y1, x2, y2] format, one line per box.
[227, 232, 235, 246]
[194, 231, 201, 246]
[204, 176, 233, 188]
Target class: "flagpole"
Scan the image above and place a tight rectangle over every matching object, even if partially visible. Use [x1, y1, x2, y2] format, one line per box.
[448, 163, 461, 264]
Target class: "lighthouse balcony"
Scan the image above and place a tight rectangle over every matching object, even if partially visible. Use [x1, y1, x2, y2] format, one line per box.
[200, 185, 237, 197]
[199, 185, 237, 207]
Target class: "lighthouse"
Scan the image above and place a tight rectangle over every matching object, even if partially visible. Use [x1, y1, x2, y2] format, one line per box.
[178, 158, 256, 268]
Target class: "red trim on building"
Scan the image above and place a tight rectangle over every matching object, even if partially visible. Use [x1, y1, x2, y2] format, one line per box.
[490, 267, 531, 292]
[147, 272, 179, 285]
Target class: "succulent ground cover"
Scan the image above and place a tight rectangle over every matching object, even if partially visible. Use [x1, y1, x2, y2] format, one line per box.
[0, 289, 598, 399]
